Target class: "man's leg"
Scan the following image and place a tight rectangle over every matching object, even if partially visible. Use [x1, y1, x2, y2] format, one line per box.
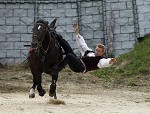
[58, 53, 85, 72]
[55, 34, 76, 56]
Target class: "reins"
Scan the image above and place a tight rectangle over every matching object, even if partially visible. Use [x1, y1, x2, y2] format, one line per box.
[32, 22, 57, 61]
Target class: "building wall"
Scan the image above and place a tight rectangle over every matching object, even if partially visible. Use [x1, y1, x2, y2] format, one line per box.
[0, 0, 150, 64]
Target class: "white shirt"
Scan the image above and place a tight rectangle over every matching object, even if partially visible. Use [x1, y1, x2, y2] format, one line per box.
[75, 34, 113, 68]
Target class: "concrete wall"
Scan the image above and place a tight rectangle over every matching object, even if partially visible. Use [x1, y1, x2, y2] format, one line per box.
[0, 0, 150, 64]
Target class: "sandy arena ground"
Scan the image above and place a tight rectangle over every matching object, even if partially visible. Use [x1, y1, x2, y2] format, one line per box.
[0, 67, 150, 114]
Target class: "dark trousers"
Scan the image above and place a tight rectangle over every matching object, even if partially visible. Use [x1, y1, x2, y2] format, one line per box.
[61, 53, 85, 72]
[56, 34, 85, 72]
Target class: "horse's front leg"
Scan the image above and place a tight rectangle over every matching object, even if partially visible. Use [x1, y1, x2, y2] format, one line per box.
[49, 66, 58, 99]
[36, 72, 46, 97]
[29, 74, 37, 98]
[29, 64, 37, 98]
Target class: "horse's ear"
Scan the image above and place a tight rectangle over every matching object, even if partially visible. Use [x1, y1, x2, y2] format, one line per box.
[49, 18, 57, 28]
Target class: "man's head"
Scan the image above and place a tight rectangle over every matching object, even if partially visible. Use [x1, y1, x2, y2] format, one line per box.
[94, 43, 105, 56]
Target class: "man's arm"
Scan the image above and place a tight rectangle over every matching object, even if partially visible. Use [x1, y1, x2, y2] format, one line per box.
[73, 23, 92, 56]
[97, 58, 117, 68]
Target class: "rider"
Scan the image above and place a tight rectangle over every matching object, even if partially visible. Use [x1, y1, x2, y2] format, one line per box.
[56, 23, 117, 73]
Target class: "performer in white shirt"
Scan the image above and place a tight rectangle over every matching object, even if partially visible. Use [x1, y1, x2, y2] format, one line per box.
[57, 23, 117, 73]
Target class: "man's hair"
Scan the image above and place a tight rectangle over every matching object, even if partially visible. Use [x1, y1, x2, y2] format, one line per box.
[96, 43, 105, 52]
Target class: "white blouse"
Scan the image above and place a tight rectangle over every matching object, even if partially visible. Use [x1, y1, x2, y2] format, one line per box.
[75, 34, 113, 68]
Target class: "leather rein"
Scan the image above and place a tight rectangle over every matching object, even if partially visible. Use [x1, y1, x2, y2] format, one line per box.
[31, 22, 56, 62]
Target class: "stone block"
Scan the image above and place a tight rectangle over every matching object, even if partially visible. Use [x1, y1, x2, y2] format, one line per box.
[93, 1, 102, 6]
[14, 26, 28, 33]
[20, 3, 34, 9]
[139, 21, 150, 28]
[6, 4, 20, 8]
[0, 42, 13, 49]
[81, 2, 92, 7]
[127, 1, 133, 9]
[7, 34, 21, 41]
[138, 14, 144, 21]
[82, 30, 93, 39]
[81, 15, 93, 24]
[38, 9, 51, 17]
[20, 50, 29, 57]
[28, 10, 34, 17]
[138, 5, 150, 13]
[65, 9, 77, 17]
[0, 34, 6, 41]
[94, 30, 104, 39]
[14, 9, 28, 17]
[6, 17, 20, 25]
[0, 4, 5, 8]
[86, 7, 99, 15]
[122, 40, 135, 49]
[111, 3, 126, 10]
[0, 50, 6, 58]
[21, 17, 34, 25]
[58, 18, 72, 25]
[0, 9, 13, 17]
[51, 9, 65, 17]
[114, 49, 130, 57]
[21, 34, 32, 42]
[114, 34, 129, 41]
[120, 10, 133, 18]
[115, 18, 128, 25]
[114, 41, 122, 49]
[0, 26, 13, 33]
[0, 17, 5, 25]
[7, 50, 21, 58]
[66, 25, 74, 32]
[121, 25, 134, 33]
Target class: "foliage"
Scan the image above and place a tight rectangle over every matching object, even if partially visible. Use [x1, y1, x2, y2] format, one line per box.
[92, 34, 150, 85]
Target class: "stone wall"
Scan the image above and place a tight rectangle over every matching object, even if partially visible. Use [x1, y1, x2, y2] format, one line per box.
[105, 0, 136, 56]
[0, 0, 150, 64]
[0, 0, 103, 64]
[136, 0, 150, 37]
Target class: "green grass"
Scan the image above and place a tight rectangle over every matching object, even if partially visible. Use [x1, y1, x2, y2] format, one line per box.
[92, 34, 150, 85]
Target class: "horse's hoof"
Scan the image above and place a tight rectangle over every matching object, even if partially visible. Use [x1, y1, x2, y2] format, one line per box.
[49, 92, 57, 99]
[49, 93, 53, 97]
[54, 95, 57, 99]
[29, 88, 35, 98]
[29, 93, 35, 98]
[39, 89, 46, 97]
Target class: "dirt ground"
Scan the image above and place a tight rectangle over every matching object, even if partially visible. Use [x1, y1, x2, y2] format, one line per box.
[0, 66, 150, 114]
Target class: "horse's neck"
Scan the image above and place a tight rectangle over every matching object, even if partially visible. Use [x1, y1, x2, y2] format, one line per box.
[42, 33, 54, 49]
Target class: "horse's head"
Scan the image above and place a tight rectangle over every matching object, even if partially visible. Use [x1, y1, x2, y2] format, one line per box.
[32, 19, 49, 47]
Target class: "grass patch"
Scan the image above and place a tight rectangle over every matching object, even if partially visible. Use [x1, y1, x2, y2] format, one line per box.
[92, 34, 150, 85]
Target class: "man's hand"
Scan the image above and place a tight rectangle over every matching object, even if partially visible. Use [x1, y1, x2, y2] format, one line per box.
[73, 22, 79, 34]
[109, 58, 117, 64]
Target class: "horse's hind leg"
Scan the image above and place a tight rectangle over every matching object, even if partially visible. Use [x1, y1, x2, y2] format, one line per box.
[49, 81, 57, 99]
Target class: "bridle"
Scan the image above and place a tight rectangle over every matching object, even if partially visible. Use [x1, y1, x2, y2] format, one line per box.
[32, 22, 57, 62]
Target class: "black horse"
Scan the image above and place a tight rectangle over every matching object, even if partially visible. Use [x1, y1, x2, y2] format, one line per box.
[28, 19, 63, 99]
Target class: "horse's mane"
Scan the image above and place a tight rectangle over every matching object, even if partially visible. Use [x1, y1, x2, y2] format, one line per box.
[36, 19, 49, 27]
